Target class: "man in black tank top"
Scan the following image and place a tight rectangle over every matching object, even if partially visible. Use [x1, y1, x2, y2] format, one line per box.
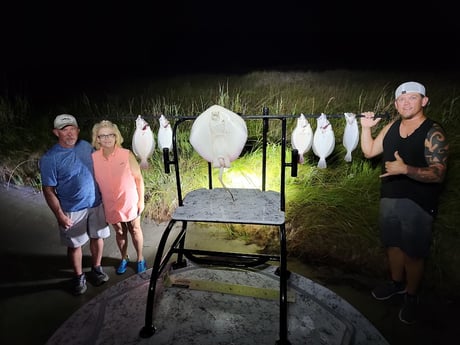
[359, 81, 449, 324]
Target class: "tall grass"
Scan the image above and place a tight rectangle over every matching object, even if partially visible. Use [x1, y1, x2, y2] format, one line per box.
[1, 69, 459, 298]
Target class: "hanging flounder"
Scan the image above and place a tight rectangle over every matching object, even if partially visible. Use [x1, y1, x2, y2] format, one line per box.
[291, 113, 313, 164]
[157, 114, 173, 151]
[132, 115, 155, 169]
[312, 113, 335, 169]
[343, 112, 359, 162]
[189, 105, 248, 198]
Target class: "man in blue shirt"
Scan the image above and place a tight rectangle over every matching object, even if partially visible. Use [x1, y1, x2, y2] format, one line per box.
[40, 114, 111, 295]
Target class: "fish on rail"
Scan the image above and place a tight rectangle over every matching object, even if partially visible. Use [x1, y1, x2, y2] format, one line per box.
[291, 113, 313, 164]
[158, 114, 173, 151]
[132, 115, 155, 169]
[343, 112, 359, 162]
[312, 113, 335, 169]
[189, 105, 248, 200]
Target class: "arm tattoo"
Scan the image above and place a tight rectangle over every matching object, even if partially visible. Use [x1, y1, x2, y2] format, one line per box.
[406, 123, 449, 183]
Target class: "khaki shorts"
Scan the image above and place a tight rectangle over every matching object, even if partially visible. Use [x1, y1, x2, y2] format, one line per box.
[59, 204, 110, 248]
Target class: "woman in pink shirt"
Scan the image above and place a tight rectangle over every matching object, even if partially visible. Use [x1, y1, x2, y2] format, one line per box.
[91, 120, 147, 274]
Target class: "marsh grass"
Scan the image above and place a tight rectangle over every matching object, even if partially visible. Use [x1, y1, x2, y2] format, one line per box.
[1, 69, 459, 297]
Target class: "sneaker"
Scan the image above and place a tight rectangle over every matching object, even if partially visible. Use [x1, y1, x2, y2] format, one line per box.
[72, 273, 87, 296]
[117, 257, 129, 275]
[371, 280, 406, 300]
[399, 293, 418, 324]
[137, 259, 147, 273]
[91, 265, 109, 286]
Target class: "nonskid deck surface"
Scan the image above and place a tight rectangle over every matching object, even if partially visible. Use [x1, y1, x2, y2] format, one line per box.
[46, 263, 389, 345]
[173, 188, 285, 225]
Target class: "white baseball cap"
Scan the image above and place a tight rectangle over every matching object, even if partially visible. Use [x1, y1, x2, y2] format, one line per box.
[54, 114, 78, 129]
[395, 81, 426, 99]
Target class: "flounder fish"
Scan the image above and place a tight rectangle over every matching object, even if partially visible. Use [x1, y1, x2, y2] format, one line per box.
[312, 113, 335, 169]
[132, 115, 155, 169]
[291, 113, 313, 164]
[343, 112, 359, 162]
[158, 114, 173, 151]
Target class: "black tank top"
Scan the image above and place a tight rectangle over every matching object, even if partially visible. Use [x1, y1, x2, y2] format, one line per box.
[381, 118, 443, 216]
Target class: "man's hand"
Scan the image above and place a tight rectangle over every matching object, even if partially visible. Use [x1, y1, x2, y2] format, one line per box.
[380, 151, 407, 178]
[360, 111, 381, 128]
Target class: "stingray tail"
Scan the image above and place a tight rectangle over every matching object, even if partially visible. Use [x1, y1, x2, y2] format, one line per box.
[218, 166, 234, 201]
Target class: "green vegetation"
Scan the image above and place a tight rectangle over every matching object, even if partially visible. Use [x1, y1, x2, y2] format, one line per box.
[1, 69, 459, 298]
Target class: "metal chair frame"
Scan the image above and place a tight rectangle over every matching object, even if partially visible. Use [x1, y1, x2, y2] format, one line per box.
[140, 107, 299, 345]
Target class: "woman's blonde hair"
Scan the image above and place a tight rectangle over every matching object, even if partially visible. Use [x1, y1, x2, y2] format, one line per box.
[91, 120, 124, 149]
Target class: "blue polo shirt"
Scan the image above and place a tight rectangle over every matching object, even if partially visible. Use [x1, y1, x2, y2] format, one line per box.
[40, 139, 102, 212]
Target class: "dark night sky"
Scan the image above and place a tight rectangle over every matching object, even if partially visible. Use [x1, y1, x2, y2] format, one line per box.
[2, 2, 460, 99]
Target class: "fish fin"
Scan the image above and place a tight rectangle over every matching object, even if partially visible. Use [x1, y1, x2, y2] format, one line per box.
[344, 152, 352, 162]
[140, 159, 149, 170]
[317, 158, 327, 169]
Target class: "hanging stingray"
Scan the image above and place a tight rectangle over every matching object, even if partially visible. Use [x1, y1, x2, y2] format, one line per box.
[157, 114, 173, 151]
[189, 105, 248, 200]
[291, 113, 313, 164]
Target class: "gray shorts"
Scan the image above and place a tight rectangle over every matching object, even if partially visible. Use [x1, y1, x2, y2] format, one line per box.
[59, 204, 111, 248]
[379, 198, 433, 258]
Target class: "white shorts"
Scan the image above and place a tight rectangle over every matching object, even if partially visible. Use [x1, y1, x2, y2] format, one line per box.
[59, 204, 111, 248]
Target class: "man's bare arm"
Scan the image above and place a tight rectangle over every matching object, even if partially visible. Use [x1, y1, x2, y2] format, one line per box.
[406, 123, 449, 183]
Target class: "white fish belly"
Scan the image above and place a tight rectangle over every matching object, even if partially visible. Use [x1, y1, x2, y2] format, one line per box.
[291, 126, 313, 164]
[312, 130, 335, 168]
[343, 121, 359, 162]
[190, 105, 247, 165]
[132, 129, 155, 168]
[158, 126, 173, 150]
[313, 131, 335, 157]
[291, 126, 313, 154]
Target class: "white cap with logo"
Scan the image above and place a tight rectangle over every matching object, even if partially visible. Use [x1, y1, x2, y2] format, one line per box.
[395, 81, 426, 99]
[54, 114, 78, 129]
